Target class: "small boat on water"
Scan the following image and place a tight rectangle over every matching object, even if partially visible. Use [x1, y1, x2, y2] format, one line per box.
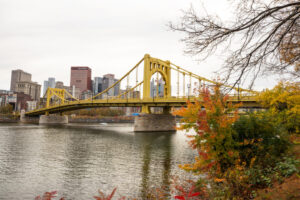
[99, 123, 108, 125]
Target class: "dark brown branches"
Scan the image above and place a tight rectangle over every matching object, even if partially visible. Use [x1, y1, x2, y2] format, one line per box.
[170, 0, 300, 89]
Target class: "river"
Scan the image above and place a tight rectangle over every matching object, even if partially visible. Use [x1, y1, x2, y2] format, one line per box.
[0, 123, 196, 200]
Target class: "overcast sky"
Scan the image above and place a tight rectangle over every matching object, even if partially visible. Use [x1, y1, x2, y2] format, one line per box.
[0, 0, 282, 92]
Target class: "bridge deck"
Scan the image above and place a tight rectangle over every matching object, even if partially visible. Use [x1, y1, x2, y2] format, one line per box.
[26, 96, 260, 116]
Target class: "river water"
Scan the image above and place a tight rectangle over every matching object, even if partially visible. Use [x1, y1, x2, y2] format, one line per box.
[0, 123, 196, 200]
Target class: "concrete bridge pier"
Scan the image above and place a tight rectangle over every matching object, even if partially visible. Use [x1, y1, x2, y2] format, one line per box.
[134, 106, 176, 132]
[20, 110, 39, 123]
[134, 113, 176, 132]
[39, 114, 68, 124]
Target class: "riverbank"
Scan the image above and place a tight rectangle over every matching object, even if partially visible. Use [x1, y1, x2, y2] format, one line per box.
[0, 114, 134, 123]
[69, 115, 134, 123]
[0, 114, 19, 123]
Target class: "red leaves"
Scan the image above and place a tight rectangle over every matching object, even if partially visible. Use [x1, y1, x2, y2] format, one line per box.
[34, 191, 65, 200]
[198, 151, 208, 160]
[33, 184, 205, 200]
[174, 185, 202, 200]
[94, 188, 119, 200]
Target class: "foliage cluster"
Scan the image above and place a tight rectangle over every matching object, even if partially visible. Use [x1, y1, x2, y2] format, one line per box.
[258, 81, 300, 134]
[0, 104, 13, 114]
[173, 83, 298, 199]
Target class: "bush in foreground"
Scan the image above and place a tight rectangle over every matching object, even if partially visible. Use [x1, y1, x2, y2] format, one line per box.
[174, 85, 298, 199]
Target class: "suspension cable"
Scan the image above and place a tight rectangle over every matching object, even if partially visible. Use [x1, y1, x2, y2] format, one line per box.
[89, 57, 144, 100]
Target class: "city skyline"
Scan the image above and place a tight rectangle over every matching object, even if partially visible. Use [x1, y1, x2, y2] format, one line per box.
[0, 0, 282, 92]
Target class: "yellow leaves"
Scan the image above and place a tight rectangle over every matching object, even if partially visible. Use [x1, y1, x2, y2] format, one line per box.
[257, 81, 300, 134]
[179, 156, 202, 173]
[258, 81, 300, 109]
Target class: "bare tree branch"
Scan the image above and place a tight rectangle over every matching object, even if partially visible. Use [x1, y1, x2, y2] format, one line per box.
[169, 0, 300, 89]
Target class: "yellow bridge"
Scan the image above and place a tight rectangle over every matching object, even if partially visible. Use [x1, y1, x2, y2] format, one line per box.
[26, 54, 259, 118]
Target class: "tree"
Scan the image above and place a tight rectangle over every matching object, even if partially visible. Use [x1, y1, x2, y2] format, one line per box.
[174, 86, 293, 198]
[170, 0, 300, 88]
[173, 86, 240, 174]
[0, 104, 13, 114]
[258, 81, 300, 133]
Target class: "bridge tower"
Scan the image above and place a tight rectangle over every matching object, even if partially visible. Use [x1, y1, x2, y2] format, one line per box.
[141, 54, 172, 113]
[40, 88, 68, 124]
[135, 54, 176, 132]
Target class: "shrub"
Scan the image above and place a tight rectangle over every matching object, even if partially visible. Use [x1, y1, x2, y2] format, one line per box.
[233, 113, 290, 168]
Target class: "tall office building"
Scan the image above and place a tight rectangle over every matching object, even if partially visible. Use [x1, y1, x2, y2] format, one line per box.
[48, 78, 55, 88]
[10, 69, 41, 101]
[43, 81, 49, 96]
[10, 69, 32, 91]
[94, 77, 103, 94]
[14, 81, 41, 101]
[150, 78, 164, 97]
[102, 74, 120, 97]
[43, 77, 56, 95]
[114, 78, 120, 96]
[70, 66, 92, 93]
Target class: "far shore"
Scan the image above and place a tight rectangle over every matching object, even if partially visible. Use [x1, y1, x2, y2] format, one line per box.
[0, 114, 134, 123]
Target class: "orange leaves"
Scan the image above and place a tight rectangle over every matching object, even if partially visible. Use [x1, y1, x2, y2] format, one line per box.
[214, 178, 225, 183]
[173, 101, 202, 132]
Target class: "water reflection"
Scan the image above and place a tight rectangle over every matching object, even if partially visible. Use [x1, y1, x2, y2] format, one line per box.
[135, 132, 173, 198]
[0, 123, 194, 199]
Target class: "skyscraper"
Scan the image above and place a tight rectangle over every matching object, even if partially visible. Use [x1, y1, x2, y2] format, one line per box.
[94, 77, 103, 94]
[102, 74, 120, 97]
[150, 78, 164, 97]
[10, 69, 41, 101]
[10, 69, 32, 91]
[48, 78, 55, 88]
[14, 81, 41, 101]
[70, 66, 92, 93]
[43, 77, 56, 96]
[43, 80, 49, 96]
[114, 78, 120, 96]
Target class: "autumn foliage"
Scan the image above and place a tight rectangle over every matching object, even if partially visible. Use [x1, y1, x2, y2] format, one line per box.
[173, 86, 241, 175]
[258, 81, 300, 134]
[35, 191, 64, 200]
[173, 85, 296, 199]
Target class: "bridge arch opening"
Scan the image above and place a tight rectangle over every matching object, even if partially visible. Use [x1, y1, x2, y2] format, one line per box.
[150, 72, 166, 98]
